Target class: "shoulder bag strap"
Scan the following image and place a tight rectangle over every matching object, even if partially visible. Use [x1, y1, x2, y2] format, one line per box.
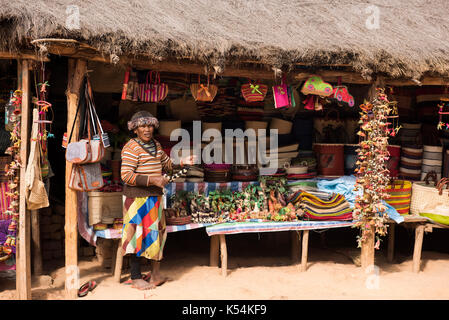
[68, 77, 86, 143]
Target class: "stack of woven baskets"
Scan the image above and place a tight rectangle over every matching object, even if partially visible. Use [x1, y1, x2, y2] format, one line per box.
[399, 147, 423, 181]
[421, 145, 443, 180]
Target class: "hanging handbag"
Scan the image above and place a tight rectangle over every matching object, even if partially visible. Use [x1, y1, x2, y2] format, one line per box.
[190, 74, 218, 102]
[69, 163, 104, 191]
[138, 71, 169, 103]
[273, 77, 290, 109]
[301, 75, 333, 97]
[241, 81, 268, 102]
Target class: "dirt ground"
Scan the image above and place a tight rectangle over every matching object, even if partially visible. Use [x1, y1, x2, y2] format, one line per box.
[1, 229, 449, 300]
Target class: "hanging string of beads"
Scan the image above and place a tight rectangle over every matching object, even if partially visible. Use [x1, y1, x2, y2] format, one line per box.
[353, 87, 392, 249]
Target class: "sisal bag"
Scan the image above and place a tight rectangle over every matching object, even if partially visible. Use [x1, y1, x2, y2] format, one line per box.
[411, 177, 449, 224]
[241, 81, 268, 102]
[385, 179, 412, 215]
[313, 143, 344, 176]
[272, 78, 291, 109]
[138, 71, 168, 103]
[190, 75, 218, 102]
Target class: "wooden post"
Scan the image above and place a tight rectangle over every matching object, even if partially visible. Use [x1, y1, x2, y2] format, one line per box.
[361, 224, 375, 269]
[301, 230, 309, 272]
[31, 210, 42, 275]
[413, 224, 425, 273]
[290, 231, 300, 263]
[209, 235, 219, 267]
[387, 223, 395, 263]
[65, 58, 87, 299]
[219, 234, 227, 277]
[17, 59, 31, 300]
[113, 241, 123, 282]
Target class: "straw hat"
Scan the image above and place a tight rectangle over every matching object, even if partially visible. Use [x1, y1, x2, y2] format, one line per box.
[158, 120, 182, 138]
[270, 118, 293, 135]
[245, 121, 268, 135]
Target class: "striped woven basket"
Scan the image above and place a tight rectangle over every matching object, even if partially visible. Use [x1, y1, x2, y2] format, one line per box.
[385, 180, 412, 215]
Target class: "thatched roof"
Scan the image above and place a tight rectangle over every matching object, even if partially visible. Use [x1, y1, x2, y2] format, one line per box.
[1, 0, 449, 80]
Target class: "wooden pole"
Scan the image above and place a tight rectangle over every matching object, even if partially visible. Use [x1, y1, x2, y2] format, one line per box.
[64, 58, 87, 299]
[361, 224, 375, 269]
[290, 231, 300, 263]
[301, 230, 309, 272]
[31, 210, 42, 275]
[387, 223, 395, 263]
[17, 59, 32, 300]
[209, 235, 219, 267]
[113, 241, 123, 282]
[413, 224, 425, 273]
[219, 234, 227, 277]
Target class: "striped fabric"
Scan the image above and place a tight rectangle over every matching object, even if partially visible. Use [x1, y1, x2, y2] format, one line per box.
[289, 191, 353, 221]
[206, 220, 356, 236]
[421, 146, 443, 180]
[385, 180, 412, 215]
[121, 138, 171, 185]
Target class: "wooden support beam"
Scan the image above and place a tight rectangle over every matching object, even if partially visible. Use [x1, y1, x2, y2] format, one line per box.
[17, 59, 32, 300]
[387, 223, 395, 263]
[413, 224, 425, 273]
[290, 231, 300, 263]
[219, 234, 227, 277]
[209, 235, 220, 267]
[31, 210, 42, 275]
[361, 224, 375, 270]
[64, 58, 87, 299]
[113, 240, 123, 282]
[301, 230, 309, 272]
[0, 51, 50, 62]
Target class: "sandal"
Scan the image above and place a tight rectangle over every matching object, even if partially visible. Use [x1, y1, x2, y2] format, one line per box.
[124, 272, 151, 285]
[77, 280, 97, 298]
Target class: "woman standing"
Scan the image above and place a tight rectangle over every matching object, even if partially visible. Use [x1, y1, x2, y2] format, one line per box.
[121, 111, 194, 290]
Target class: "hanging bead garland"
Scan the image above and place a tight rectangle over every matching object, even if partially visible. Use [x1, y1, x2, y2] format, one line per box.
[353, 88, 392, 249]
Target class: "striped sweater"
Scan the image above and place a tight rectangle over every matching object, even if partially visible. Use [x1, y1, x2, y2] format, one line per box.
[121, 138, 172, 197]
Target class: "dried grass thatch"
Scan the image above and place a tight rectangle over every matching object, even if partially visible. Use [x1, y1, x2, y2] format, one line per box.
[1, 0, 449, 79]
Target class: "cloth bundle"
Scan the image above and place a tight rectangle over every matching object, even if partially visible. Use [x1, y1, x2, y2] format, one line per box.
[185, 166, 204, 183]
[421, 145, 443, 180]
[289, 191, 352, 221]
[203, 164, 232, 182]
[399, 147, 423, 181]
[236, 100, 265, 121]
[231, 165, 258, 181]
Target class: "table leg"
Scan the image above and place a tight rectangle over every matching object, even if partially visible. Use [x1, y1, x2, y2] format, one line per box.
[413, 224, 425, 273]
[387, 223, 395, 263]
[301, 230, 309, 272]
[219, 234, 227, 277]
[210, 235, 220, 267]
[113, 240, 124, 282]
[110, 240, 118, 275]
[291, 231, 301, 263]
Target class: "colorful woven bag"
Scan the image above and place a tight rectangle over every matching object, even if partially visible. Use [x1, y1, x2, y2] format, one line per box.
[301, 75, 333, 97]
[190, 75, 218, 102]
[385, 180, 412, 215]
[138, 71, 168, 103]
[241, 81, 268, 102]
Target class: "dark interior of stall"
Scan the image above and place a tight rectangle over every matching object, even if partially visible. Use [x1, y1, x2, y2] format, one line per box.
[2, 55, 449, 276]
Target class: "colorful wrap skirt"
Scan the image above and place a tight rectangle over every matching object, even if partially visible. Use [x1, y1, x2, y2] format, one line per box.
[121, 195, 166, 260]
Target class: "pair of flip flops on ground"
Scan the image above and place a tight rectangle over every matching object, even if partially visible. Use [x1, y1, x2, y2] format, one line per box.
[78, 280, 97, 298]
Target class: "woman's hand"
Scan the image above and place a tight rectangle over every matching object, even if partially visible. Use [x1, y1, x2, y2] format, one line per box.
[180, 155, 196, 166]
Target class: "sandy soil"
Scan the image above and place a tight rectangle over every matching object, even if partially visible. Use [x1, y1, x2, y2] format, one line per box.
[1, 248, 449, 300]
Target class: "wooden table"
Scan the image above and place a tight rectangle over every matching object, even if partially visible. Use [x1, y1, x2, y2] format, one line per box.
[209, 230, 310, 277]
[387, 215, 449, 273]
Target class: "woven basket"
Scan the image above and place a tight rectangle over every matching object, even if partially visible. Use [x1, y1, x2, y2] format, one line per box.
[410, 178, 449, 215]
[386, 180, 412, 215]
[166, 215, 192, 225]
[88, 191, 123, 225]
[270, 118, 293, 135]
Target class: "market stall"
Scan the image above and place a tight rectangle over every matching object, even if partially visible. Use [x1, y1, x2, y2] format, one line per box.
[3, 0, 449, 300]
